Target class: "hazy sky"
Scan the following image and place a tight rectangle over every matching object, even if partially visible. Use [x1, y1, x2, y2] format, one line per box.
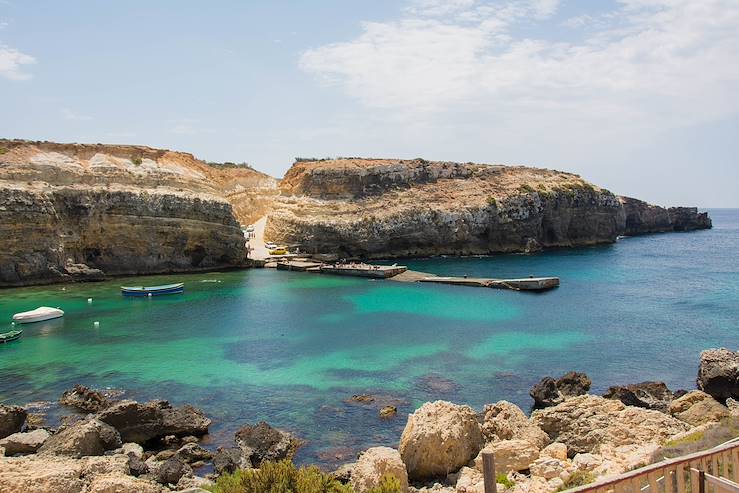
[2, 1, 738, 206]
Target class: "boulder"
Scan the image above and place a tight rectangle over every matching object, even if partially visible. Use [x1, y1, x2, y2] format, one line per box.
[177, 475, 214, 491]
[529, 457, 572, 480]
[455, 466, 484, 493]
[668, 390, 729, 426]
[87, 474, 164, 493]
[380, 406, 398, 419]
[0, 404, 27, 439]
[399, 400, 483, 480]
[96, 399, 211, 444]
[474, 440, 539, 473]
[529, 378, 563, 408]
[531, 395, 690, 455]
[530, 373, 591, 409]
[728, 398, 739, 417]
[175, 442, 213, 463]
[572, 453, 602, 472]
[212, 446, 244, 475]
[121, 442, 144, 458]
[235, 421, 301, 467]
[332, 463, 355, 484]
[351, 446, 409, 493]
[127, 454, 149, 477]
[156, 457, 191, 485]
[603, 381, 673, 412]
[0, 429, 51, 455]
[557, 372, 591, 398]
[0, 454, 130, 493]
[697, 348, 739, 401]
[60, 384, 111, 413]
[539, 443, 567, 461]
[480, 401, 550, 449]
[38, 418, 121, 457]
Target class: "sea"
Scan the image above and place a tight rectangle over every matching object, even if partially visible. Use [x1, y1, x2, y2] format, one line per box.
[1, 209, 736, 468]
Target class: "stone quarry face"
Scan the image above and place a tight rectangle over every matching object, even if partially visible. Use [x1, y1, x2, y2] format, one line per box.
[398, 400, 483, 481]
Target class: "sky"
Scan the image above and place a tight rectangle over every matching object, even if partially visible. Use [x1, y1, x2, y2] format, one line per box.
[1, 0, 738, 206]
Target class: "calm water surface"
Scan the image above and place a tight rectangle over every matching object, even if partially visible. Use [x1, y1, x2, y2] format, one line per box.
[1, 209, 736, 467]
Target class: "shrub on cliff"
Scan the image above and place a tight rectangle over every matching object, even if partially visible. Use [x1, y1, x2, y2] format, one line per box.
[0, 147, 7, 155]
[207, 460, 402, 493]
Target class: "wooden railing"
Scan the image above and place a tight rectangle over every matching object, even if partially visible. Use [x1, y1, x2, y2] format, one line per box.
[565, 440, 739, 493]
[480, 440, 739, 493]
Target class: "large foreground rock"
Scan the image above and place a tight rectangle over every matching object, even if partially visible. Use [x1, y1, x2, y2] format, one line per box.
[38, 418, 121, 457]
[235, 421, 301, 467]
[532, 395, 690, 455]
[60, 384, 111, 413]
[668, 390, 729, 426]
[351, 447, 409, 493]
[474, 439, 539, 473]
[697, 348, 738, 401]
[480, 400, 550, 449]
[97, 399, 211, 444]
[0, 453, 163, 493]
[603, 381, 674, 412]
[0, 404, 27, 439]
[399, 400, 483, 480]
[0, 429, 51, 455]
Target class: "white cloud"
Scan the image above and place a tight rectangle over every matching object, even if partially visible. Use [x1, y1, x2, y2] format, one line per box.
[299, 0, 739, 136]
[0, 45, 35, 80]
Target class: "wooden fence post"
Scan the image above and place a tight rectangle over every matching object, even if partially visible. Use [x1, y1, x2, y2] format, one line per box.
[482, 452, 497, 493]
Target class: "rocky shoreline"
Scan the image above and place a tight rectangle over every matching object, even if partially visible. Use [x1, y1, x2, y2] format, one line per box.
[1, 348, 736, 493]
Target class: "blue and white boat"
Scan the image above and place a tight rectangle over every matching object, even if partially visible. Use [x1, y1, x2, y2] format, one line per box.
[120, 283, 184, 297]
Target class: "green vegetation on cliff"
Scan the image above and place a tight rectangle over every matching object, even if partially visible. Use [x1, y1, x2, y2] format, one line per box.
[208, 461, 401, 493]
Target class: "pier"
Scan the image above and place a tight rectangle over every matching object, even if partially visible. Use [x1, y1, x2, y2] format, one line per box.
[417, 275, 559, 291]
[390, 270, 559, 291]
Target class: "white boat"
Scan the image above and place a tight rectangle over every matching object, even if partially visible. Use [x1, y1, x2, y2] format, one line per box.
[12, 306, 65, 324]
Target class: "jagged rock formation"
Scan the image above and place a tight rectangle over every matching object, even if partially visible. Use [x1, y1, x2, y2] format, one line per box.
[266, 158, 711, 258]
[0, 140, 257, 287]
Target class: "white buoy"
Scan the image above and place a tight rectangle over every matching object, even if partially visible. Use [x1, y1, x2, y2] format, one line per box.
[148, 293, 152, 297]
[94, 321, 100, 328]
[87, 298, 93, 304]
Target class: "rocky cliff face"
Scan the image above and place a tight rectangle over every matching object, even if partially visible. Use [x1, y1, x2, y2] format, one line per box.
[0, 140, 250, 287]
[266, 158, 711, 258]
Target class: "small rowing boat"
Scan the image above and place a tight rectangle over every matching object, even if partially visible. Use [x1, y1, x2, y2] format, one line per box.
[0, 330, 22, 343]
[120, 283, 184, 297]
[12, 306, 65, 324]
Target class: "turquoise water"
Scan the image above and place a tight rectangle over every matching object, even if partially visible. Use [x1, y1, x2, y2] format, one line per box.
[0, 209, 736, 467]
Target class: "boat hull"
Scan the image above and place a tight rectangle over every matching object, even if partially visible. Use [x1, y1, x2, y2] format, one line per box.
[121, 283, 184, 297]
[12, 307, 65, 324]
[0, 330, 23, 343]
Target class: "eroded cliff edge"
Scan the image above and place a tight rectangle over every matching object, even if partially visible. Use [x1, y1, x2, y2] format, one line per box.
[266, 158, 711, 258]
[0, 140, 270, 287]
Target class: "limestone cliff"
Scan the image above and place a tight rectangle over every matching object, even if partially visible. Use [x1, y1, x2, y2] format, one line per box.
[0, 140, 251, 287]
[265, 158, 711, 258]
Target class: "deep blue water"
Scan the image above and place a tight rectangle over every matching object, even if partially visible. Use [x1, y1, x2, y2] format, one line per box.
[0, 208, 735, 468]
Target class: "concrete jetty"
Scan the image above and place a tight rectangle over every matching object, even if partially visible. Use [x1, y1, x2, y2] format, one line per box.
[391, 270, 559, 291]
